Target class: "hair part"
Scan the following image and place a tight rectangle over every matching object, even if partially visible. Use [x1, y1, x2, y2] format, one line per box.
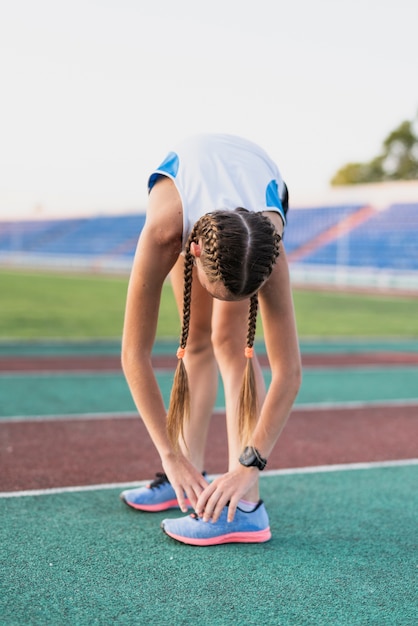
[166, 208, 281, 448]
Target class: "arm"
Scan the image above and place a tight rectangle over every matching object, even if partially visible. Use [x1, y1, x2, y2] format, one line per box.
[121, 180, 208, 510]
[252, 243, 302, 457]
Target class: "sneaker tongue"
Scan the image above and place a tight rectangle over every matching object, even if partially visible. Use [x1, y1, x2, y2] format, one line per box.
[149, 473, 170, 488]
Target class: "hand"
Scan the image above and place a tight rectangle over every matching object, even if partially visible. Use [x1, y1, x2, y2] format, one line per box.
[162, 453, 209, 513]
[195, 466, 259, 523]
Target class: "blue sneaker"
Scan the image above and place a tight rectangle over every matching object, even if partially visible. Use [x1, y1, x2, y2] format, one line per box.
[121, 473, 190, 512]
[161, 501, 271, 545]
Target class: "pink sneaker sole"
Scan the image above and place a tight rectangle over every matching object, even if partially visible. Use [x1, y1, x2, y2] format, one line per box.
[161, 501, 272, 545]
[164, 526, 272, 546]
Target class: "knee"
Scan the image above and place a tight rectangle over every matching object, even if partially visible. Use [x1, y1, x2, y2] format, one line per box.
[211, 326, 245, 363]
[185, 326, 214, 360]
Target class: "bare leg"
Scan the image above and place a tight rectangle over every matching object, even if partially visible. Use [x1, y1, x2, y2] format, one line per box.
[170, 256, 218, 473]
[212, 299, 266, 502]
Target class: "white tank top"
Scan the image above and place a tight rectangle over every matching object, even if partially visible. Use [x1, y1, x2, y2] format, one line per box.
[148, 133, 287, 249]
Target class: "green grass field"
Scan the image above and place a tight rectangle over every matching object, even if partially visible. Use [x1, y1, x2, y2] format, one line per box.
[1, 268, 418, 339]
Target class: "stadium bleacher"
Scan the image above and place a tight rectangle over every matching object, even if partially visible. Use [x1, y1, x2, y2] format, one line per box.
[298, 203, 418, 271]
[284, 204, 363, 254]
[0, 215, 145, 257]
[33, 215, 145, 258]
[1, 203, 417, 289]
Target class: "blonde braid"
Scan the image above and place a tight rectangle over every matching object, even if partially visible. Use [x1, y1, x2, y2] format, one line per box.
[238, 294, 259, 445]
[166, 226, 198, 448]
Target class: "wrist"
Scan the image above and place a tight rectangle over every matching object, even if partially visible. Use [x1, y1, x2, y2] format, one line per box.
[160, 448, 183, 464]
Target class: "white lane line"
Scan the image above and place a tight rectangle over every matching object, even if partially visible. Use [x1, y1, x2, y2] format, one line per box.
[0, 411, 140, 423]
[1, 458, 417, 499]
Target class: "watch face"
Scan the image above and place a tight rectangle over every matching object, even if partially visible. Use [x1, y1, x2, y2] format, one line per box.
[239, 447, 267, 470]
[239, 447, 254, 465]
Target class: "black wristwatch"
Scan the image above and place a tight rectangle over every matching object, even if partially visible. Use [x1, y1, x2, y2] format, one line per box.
[239, 446, 267, 471]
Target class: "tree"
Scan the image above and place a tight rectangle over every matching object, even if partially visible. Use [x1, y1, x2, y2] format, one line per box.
[331, 111, 418, 185]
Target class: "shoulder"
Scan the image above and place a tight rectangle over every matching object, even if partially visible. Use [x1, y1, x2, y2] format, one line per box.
[145, 177, 183, 249]
[262, 211, 285, 239]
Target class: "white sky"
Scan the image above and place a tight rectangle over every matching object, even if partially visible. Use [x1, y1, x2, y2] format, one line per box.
[1, 0, 417, 218]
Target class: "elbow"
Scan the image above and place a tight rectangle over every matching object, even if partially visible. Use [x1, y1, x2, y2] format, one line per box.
[121, 341, 138, 380]
[121, 348, 131, 380]
[121, 339, 152, 382]
[287, 356, 303, 403]
[121, 347, 129, 377]
[271, 354, 302, 405]
[288, 359, 302, 400]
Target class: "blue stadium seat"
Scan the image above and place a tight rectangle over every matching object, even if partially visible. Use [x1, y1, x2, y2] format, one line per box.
[0, 214, 145, 259]
[302, 203, 418, 270]
[284, 205, 362, 253]
[1, 203, 417, 274]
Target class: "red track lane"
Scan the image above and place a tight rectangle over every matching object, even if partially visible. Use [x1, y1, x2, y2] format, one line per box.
[2, 352, 418, 372]
[1, 405, 417, 492]
[1, 350, 417, 492]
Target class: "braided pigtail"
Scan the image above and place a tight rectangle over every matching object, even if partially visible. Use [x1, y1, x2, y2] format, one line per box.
[166, 227, 198, 448]
[167, 208, 281, 448]
[238, 293, 259, 445]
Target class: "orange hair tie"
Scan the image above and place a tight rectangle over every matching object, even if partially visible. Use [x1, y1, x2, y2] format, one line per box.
[176, 347, 186, 359]
[244, 347, 254, 359]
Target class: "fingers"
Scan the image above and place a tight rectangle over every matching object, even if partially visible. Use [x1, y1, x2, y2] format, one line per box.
[195, 469, 259, 523]
[188, 473, 209, 510]
[174, 472, 209, 513]
[195, 481, 216, 518]
[175, 489, 189, 514]
[162, 455, 209, 512]
[226, 501, 238, 523]
[195, 480, 237, 523]
[198, 487, 225, 523]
